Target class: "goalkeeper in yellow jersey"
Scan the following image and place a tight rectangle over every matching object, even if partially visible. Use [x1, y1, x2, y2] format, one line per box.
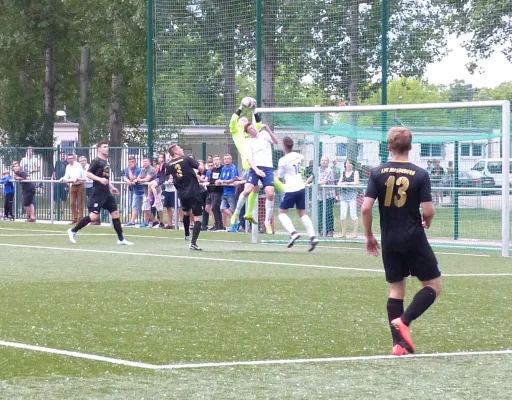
[229, 97, 286, 228]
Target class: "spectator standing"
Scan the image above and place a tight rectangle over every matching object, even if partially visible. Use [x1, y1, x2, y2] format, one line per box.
[52, 151, 68, 217]
[124, 156, 143, 226]
[202, 161, 214, 230]
[21, 147, 42, 179]
[1, 170, 15, 220]
[338, 160, 360, 238]
[60, 154, 86, 224]
[134, 158, 160, 228]
[12, 162, 36, 222]
[208, 155, 224, 231]
[79, 156, 93, 201]
[217, 154, 238, 229]
[431, 160, 445, 204]
[306, 156, 335, 236]
[163, 174, 176, 229]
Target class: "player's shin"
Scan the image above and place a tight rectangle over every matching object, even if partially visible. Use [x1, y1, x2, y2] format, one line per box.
[112, 218, 124, 241]
[278, 213, 296, 234]
[387, 298, 404, 345]
[183, 215, 190, 237]
[274, 178, 286, 194]
[300, 215, 316, 238]
[191, 220, 202, 245]
[73, 215, 91, 232]
[246, 191, 257, 216]
[233, 192, 247, 215]
[401, 286, 437, 326]
[264, 200, 274, 225]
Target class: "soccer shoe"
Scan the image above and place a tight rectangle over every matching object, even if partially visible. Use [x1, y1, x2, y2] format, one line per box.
[308, 236, 319, 252]
[67, 228, 76, 244]
[228, 221, 240, 232]
[189, 243, 202, 251]
[230, 212, 239, 225]
[391, 318, 415, 353]
[117, 239, 134, 245]
[139, 222, 149, 228]
[124, 221, 135, 227]
[185, 235, 190, 241]
[265, 223, 274, 234]
[244, 213, 258, 225]
[287, 232, 301, 248]
[392, 344, 408, 356]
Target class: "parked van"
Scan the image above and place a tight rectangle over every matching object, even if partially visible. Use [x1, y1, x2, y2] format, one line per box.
[471, 158, 512, 187]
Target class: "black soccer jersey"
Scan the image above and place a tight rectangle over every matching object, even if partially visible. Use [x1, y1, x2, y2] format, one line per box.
[168, 156, 201, 199]
[88, 157, 111, 191]
[365, 161, 432, 252]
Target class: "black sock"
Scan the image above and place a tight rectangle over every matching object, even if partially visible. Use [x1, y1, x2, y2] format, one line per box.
[401, 287, 437, 326]
[202, 211, 209, 227]
[191, 220, 201, 245]
[112, 218, 124, 241]
[73, 216, 91, 232]
[387, 298, 404, 345]
[183, 215, 190, 237]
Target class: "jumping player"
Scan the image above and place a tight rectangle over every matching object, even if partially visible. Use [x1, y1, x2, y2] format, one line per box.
[68, 141, 133, 245]
[167, 144, 203, 250]
[361, 127, 441, 356]
[277, 136, 318, 251]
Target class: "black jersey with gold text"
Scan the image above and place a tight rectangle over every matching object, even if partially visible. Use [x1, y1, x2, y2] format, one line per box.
[365, 161, 432, 251]
[88, 157, 111, 192]
[167, 156, 201, 200]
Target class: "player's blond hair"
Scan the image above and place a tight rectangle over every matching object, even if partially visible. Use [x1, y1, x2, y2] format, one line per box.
[387, 127, 412, 154]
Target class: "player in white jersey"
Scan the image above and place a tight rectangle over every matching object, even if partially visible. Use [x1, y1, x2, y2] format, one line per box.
[277, 136, 318, 251]
[234, 122, 279, 234]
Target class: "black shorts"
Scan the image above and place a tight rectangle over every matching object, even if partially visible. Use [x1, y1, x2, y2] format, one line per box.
[382, 244, 441, 283]
[22, 190, 35, 207]
[180, 194, 203, 217]
[88, 190, 118, 214]
[163, 191, 176, 209]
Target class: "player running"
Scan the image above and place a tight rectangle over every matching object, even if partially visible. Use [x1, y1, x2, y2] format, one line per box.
[361, 127, 442, 356]
[229, 97, 286, 226]
[167, 144, 204, 250]
[68, 141, 133, 245]
[277, 136, 318, 251]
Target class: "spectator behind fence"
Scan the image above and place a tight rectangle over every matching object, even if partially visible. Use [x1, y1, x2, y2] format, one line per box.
[79, 156, 93, 200]
[60, 154, 86, 224]
[306, 156, 335, 236]
[163, 173, 176, 229]
[202, 160, 214, 230]
[1, 170, 15, 220]
[135, 157, 160, 228]
[338, 159, 360, 239]
[218, 154, 238, 230]
[12, 162, 36, 222]
[21, 146, 41, 178]
[431, 159, 445, 204]
[124, 156, 143, 227]
[208, 155, 224, 231]
[52, 151, 68, 217]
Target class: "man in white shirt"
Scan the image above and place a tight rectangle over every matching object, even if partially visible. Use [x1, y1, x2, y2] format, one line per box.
[277, 137, 318, 251]
[60, 154, 86, 224]
[21, 147, 41, 178]
[231, 122, 279, 234]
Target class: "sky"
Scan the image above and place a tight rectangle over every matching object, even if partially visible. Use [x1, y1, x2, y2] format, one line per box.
[424, 34, 512, 89]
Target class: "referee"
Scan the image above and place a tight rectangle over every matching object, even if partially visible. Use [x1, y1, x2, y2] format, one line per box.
[361, 127, 441, 356]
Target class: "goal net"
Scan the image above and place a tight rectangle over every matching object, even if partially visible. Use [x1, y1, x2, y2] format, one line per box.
[254, 101, 511, 257]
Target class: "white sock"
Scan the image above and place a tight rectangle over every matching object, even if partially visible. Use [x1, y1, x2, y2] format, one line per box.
[301, 215, 316, 238]
[234, 193, 247, 214]
[278, 213, 296, 234]
[264, 199, 274, 225]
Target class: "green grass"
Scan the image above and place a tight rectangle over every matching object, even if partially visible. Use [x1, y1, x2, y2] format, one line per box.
[0, 222, 510, 399]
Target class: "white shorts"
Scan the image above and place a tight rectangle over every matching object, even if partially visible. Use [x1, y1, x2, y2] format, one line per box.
[340, 199, 357, 220]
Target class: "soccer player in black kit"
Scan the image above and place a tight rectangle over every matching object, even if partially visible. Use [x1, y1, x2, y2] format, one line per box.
[361, 127, 441, 356]
[168, 144, 203, 250]
[68, 141, 133, 245]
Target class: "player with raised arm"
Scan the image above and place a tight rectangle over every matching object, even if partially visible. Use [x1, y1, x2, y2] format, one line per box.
[167, 144, 203, 250]
[361, 127, 441, 356]
[68, 141, 133, 245]
[277, 137, 318, 251]
[229, 97, 286, 225]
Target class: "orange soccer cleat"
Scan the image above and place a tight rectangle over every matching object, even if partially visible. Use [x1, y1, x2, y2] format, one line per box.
[392, 344, 408, 356]
[391, 318, 415, 354]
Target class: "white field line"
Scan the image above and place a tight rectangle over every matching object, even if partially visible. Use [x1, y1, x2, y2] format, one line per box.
[0, 243, 382, 273]
[0, 227, 495, 258]
[0, 242, 510, 277]
[0, 339, 510, 370]
[0, 340, 158, 370]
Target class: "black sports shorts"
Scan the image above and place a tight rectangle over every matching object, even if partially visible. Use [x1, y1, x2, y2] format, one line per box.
[180, 194, 203, 217]
[382, 243, 441, 283]
[88, 190, 118, 214]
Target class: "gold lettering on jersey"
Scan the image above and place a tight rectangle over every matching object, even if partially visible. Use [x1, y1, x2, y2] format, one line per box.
[381, 167, 416, 176]
[103, 165, 110, 179]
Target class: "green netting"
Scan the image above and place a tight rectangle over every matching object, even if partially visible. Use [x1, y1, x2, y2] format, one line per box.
[267, 108, 505, 143]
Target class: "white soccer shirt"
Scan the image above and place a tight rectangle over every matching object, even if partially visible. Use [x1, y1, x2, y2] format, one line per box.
[278, 152, 305, 192]
[245, 131, 274, 168]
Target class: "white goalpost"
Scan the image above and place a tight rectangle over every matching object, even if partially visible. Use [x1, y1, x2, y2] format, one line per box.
[254, 100, 510, 257]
